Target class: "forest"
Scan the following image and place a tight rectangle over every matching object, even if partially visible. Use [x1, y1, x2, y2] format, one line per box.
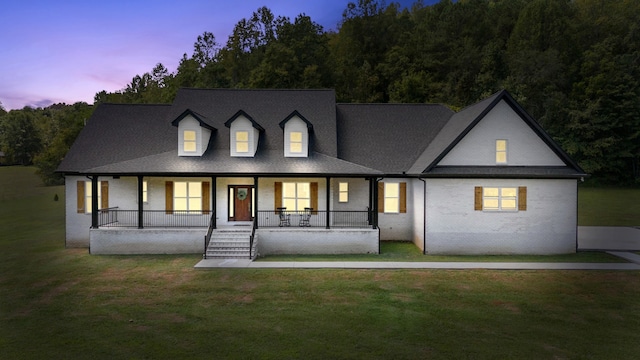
[0, 0, 638, 185]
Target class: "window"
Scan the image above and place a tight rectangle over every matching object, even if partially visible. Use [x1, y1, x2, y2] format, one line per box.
[236, 131, 249, 153]
[283, 182, 310, 211]
[174, 182, 201, 213]
[290, 132, 303, 153]
[143, 181, 148, 203]
[184, 130, 197, 152]
[496, 139, 507, 164]
[384, 183, 399, 213]
[475, 186, 526, 211]
[85, 181, 101, 214]
[339, 182, 349, 202]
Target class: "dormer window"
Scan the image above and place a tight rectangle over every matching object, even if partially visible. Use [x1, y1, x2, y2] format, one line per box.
[280, 111, 312, 158]
[183, 130, 197, 152]
[235, 131, 249, 153]
[290, 132, 303, 154]
[225, 110, 263, 158]
[171, 109, 216, 157]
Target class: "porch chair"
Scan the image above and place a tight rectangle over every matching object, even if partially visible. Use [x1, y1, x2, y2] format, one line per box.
[299, 207, 312, 227]
[277, 207, 290, 227]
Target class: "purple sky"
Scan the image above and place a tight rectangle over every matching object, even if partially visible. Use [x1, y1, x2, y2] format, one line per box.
[0, 0, 427, 110]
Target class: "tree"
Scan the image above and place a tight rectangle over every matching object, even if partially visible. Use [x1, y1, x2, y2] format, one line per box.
[0, 109, 42, 165]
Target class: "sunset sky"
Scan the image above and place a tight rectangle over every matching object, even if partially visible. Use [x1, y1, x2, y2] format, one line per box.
[0, 0, 427, 110]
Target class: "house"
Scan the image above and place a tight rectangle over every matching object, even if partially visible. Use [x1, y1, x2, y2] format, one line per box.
[57, 88, 587, 257]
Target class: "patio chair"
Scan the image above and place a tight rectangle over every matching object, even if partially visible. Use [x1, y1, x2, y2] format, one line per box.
[277, 207, 290, 227]
[299, 207, 312, 227]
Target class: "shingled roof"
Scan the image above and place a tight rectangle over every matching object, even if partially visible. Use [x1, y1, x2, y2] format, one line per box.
[336, 103, 454, 174]
[58, 88, 586, 179]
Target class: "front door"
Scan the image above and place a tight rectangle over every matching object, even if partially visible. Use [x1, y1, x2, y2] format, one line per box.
[229, 185, 253, 221]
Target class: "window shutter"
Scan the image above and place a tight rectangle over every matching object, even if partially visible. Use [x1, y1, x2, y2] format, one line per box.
[518, 186, 527, 211]
[77, 181, 85, 213]
[101, 181, 109, 209]
[474, 186, 483, 211]
[274, 182, 282, 213]
[377, 182, 384, 213]
[165, 181, 173, 214]
[310, 182, 318, 214]
[202, 181, 210, 215]
[399, 182, 407, 213]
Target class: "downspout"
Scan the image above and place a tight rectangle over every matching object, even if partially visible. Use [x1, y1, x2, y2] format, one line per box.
[90, 176, 98, 229]
[419, 177, 427, 255]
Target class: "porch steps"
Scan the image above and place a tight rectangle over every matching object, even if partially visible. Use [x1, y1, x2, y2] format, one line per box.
[205, 229, 257, 259]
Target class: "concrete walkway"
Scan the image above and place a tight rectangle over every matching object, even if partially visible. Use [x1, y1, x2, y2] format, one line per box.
[194, 226, 640, 270]
[195, 258, 640, 270]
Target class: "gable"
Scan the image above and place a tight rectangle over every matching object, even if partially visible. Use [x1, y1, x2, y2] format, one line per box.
[438, 100, 565, 167]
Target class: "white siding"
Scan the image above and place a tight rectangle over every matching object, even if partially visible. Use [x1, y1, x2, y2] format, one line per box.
[378, 178, 414, 241]
[64, 176, 92, 247]
[439, 100, 565, 166]
[177, 116, 210, 157]
[425, 178, 577, 255]
[411, 178, 425, 252]
[284, 116, 309, 157]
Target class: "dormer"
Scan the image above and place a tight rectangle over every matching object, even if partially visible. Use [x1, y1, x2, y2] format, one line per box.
[171, 109, 216, 157]
[279, 111, 313, 158]
[225, 110, 264, 157]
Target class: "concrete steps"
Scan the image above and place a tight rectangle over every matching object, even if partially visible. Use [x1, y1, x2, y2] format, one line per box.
[205, 229, 256, 259]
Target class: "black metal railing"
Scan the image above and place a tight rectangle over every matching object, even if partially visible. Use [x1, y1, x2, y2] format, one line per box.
[203, 212, 216, 258]
[97, 209, 211, 228]
[256, 210, 372, 229]
[249, 216, 257, 259]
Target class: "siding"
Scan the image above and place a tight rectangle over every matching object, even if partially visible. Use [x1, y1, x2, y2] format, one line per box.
[425, 178, 577, 255]
[439, 100, 565, 166]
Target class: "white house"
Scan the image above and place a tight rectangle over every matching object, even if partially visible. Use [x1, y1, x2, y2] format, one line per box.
[57, 89, 586, 257]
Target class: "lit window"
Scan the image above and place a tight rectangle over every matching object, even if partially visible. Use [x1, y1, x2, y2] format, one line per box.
[483, 187, 517, 211]
[283, 182, 310, 211]
[85, 181, 102, 214]
[174, 182, 202, 213]
[290, 131, 303, 153]
[184, 130, 197, 152]
[496, 139, 507, 164]
[143, 181, 148, 203]
[236, 131, 249, 153]
[339, 182, 348, 202]
[384, 183, 399, 213]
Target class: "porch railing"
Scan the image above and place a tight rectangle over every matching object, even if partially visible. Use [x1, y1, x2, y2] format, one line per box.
[97, 208, 211, 228]
[256, 210, 372, 229]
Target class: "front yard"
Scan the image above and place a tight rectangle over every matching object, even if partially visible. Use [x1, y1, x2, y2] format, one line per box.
[1, 167, 639, 359]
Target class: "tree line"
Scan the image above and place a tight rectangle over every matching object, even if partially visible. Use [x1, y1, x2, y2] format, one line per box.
[1, 0, 639, 185]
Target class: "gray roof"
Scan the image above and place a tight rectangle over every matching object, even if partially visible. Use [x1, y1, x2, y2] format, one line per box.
[171, 88, 338, 157]
[58, 88, 586, 179]
[82, 150, 382, 176]
[57, 103, 174, 173]
[337, 103, 454, 173]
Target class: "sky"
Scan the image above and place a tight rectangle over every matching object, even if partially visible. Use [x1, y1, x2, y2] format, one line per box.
[0, 0, 425, 111]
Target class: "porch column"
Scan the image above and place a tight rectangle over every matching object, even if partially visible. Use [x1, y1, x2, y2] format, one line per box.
[326, 176, 330, 229]
[368, 177, 373, 225]
[211, 176, 217, 229]
[253, 176, 259, 229]
[91, 176, 98, 229]
[137, 176, 144, 229]
[372, 178, 379, 229]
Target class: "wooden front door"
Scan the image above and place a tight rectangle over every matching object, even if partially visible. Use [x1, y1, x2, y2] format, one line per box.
[229, 185, 253, 221]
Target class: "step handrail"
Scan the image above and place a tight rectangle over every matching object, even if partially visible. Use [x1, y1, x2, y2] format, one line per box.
[249, 216, 257, 259]
[203, 211, 216, 259]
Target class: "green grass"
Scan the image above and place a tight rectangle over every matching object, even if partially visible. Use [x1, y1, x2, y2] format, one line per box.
[1, 167, 640, 359]
[258, 241, 626, 262]
[578, 186, 640, 226]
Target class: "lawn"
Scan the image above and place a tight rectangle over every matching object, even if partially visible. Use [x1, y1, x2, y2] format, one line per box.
[1, 167, 640, 359]
[578, 186, 640, 226]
